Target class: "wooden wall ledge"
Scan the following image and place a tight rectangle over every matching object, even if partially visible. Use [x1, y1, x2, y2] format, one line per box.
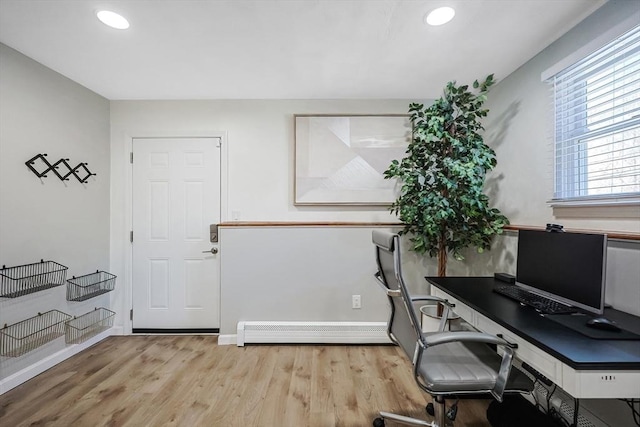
[218, 221, 402, 228]
[219, 222, 640, 241]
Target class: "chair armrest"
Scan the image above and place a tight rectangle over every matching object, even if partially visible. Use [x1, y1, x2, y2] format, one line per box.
[373, 271, 400, 297]
[493, 346, 515, 401]
[423, 331, 517, 349]
[410, 295, 452, 306]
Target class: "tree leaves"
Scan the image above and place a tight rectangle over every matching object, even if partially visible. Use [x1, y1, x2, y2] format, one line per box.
[384, 74, 508, 266]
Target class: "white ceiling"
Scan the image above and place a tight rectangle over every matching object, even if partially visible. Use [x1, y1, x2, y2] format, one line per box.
[0, 0, 606, 100]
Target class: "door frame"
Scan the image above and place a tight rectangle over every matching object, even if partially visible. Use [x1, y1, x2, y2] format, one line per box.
[123, 131, 228, 335]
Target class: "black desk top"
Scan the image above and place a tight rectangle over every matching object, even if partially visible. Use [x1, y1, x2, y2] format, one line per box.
[426, 277, 640, 370]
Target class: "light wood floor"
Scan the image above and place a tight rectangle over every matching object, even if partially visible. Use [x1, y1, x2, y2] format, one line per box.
[0, 336, 491, 426]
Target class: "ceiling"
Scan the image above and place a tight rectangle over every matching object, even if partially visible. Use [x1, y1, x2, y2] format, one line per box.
[0, 0, 606, 100]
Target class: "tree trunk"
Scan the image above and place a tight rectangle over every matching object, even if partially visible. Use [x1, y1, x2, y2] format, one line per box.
[437, 238, 447, 277]
[436, 238, 447, 317]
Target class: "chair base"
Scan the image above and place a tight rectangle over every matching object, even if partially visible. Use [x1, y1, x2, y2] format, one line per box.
[375, 412, 434, 426]
[374, 397, 453, 427]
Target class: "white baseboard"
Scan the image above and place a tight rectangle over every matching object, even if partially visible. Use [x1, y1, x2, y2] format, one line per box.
[0, 328, 113, 395]
[217, 334, 237, 346]
[236, 321, 390, 346]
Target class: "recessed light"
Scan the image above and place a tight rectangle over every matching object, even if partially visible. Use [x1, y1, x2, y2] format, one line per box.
[97, 10, 130, 30]
[425, 6, 455, 26]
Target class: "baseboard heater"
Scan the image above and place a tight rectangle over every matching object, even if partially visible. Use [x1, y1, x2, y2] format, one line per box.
[236, 321, 390, 346]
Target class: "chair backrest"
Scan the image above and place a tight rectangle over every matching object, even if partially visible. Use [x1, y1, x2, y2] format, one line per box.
[372, 230, 423, 361]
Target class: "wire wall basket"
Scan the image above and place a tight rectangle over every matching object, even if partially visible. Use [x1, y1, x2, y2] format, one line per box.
[65, 308, 115, 344]
[0, 260, 68, 298]
[0, 310, 72, 357]
[66, 271, 116, 302]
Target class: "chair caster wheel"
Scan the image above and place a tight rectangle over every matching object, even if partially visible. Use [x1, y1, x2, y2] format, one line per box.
[426, 402, 435, 416]
[373, 417, 385, 427]
[446, 403, 458, 421]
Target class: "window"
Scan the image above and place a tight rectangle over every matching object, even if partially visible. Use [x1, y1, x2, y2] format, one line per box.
[551, 25, 640, 203]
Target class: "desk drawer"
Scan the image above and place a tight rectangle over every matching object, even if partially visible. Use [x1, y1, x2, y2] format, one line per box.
[562, 368, 640, 399]
[431, 288, 475, 324]
[475, 313, 562, 385]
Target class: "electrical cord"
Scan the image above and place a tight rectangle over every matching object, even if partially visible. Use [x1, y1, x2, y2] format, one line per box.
[531, 379, 546, 413]
[547, 405, 572, 427]
[545, 384, 568, 426]
[544, 384, 576, 427]
[546, 383, 558, 414]
[620, 398, 640, 427]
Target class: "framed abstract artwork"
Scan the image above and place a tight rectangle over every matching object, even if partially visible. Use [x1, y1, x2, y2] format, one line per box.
[294, 114, 411, 205]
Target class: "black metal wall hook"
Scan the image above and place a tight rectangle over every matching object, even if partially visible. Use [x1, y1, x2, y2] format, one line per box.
[26, 154, 96, 183]
[51, 158, 74, 181]
[25, 153, 54, 178]
[73, 162, 97, 183]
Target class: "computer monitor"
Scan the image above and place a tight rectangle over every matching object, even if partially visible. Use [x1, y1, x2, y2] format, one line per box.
[516, 229, 607, 315]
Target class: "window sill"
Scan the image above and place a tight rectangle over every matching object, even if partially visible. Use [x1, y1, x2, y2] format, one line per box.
[549, 195, 640, 207]
[548, 196, 640, 219]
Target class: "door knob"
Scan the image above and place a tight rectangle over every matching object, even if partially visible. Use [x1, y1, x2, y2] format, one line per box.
[202, 247, 218, 254]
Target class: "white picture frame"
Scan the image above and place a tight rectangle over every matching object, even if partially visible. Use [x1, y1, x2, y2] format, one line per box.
[294, 114, 411, 206]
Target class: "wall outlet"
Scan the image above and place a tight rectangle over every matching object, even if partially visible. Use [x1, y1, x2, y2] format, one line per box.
[352, 295, 361, 309]
[232, 211, 241, 221]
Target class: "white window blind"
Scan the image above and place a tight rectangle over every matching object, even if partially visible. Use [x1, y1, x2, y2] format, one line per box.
[552, 25, 640, 202]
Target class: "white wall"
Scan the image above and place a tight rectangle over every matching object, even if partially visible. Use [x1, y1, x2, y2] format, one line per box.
[110, 99, 420, 221]
[484, 0, 640, 233]
[109, 99, 423, 332]
[219, 226, 394, 333]
[0, 44, 111, 381]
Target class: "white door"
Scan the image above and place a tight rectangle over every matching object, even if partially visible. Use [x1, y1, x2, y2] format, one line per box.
[132, 137, 221, 330]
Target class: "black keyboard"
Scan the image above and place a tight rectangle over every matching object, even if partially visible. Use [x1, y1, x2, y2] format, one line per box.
[493, 285, 576, 314]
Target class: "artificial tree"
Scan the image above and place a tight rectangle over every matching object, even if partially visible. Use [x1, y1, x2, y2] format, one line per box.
[384, 74, 508, 276]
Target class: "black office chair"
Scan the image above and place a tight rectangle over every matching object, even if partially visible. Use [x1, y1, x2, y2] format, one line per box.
[372, 230, 533, 427]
